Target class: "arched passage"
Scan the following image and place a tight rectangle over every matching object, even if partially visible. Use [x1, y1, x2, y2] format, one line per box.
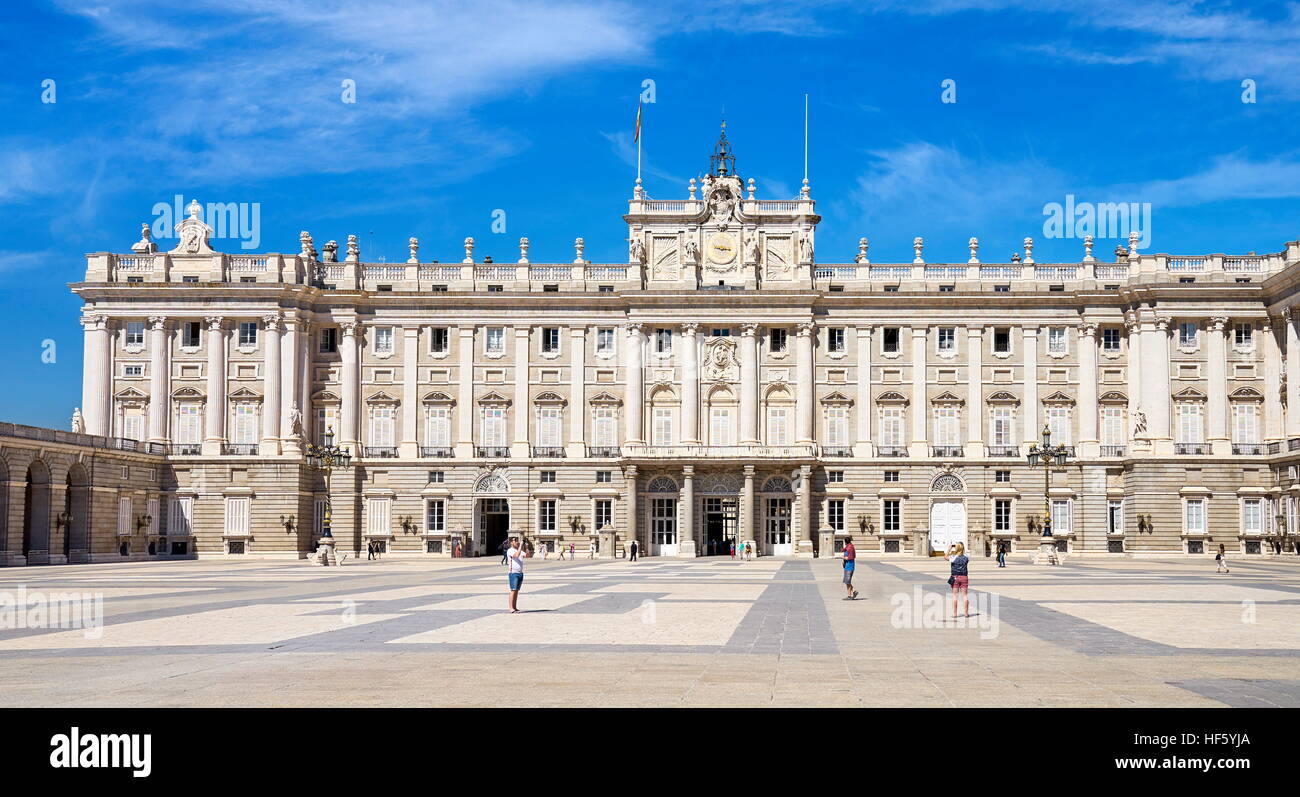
[65, 463, 91, 561]
[23, 459, 52, 564]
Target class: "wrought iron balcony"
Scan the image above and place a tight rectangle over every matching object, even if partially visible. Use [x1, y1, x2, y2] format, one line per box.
[531, 446, 567, 458]
[876, 446, 909, 457]
[1100, 445, 1127, 457]
[987, 446, 1020, 457]
[419, 446, 453, 458]
[1268, 441, 1282, 454]
[221, 443, 259, 455]
[1289, 437, 1300, 451]
[476, 446, 510, 458]
[168, 443, 202, 455]
[1232, 443, 1264, 455]
[1175, 443, 1208, 455]
[585, 445, 622, 458]
[821, 446, 854, 457]
[363, 446, 398, 458]
[930, 446, 964, 458]
[621, 443, 817, 460]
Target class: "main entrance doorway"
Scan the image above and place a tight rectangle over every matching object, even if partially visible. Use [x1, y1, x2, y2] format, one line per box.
[477, 498, 510, 558]
[650, 497, 678, 557]
[764, 497, 792, 557]
[703, 497, 738, 556]
[929, 499, 967, 554]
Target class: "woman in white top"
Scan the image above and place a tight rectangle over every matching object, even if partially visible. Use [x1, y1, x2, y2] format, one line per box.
[589, 540, 597, 559]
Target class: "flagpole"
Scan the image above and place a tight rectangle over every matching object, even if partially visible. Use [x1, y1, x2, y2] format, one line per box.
[803, 93, 809, 182]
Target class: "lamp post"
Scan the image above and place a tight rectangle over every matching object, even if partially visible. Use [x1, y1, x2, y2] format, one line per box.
[305, 426, 353, 563]
[1026, 424, 1070, 564]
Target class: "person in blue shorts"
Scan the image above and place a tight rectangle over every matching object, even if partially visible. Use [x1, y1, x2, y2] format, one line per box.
[840, 537, 858, 600]
[506, 537, 524, 613]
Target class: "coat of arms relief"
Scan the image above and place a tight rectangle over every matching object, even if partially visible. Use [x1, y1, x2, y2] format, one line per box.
[702, 337, 739, 382]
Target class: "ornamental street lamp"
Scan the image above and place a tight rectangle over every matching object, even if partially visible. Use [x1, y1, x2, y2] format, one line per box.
[305, 427, 353, 560]
[1026, 424, 1070, 564]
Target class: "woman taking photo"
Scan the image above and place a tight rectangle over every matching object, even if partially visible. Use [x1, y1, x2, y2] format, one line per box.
[946, 542, 970, 619]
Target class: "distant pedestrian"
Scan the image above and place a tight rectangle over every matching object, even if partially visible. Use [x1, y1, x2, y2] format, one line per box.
[743, 541, 752, 561]
[840, 537, 858, 600]
[500, 538, 511, 565]
[506, 537, 524, 613]
[946, 542, 970, 618]
[996, 540, 1008, 568]
[729, 541, 736, 559]
[629, 539, 639, 561]
[367, 540, 376, 561]
[588, 540, 597, 559]
[557, 543, 566, 560]
[569, 542, 576, 561]
[1216, 543, 1230, 573]
[538, 543, 548, 561]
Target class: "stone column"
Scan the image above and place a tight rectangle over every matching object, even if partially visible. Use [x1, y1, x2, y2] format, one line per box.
[1263, 317, 1283, 444]
[797, 462, 813, 557]
[1126, 315, 1148, 451]
[740, 324, 760, 445]
[1022, 326, 1039, 447]
[456, 326, 475, 457]
[741, 464, 756, 550]
[1205, 316, 1230, 454]
[1145, 317, 1173, 453]
[339, 321, 360, 449]
[624, 465, 638, 555]
[147, 316, 169, 444]
[261, 313, 282, 454]
[1077, 321, 1099, 458]
[680, 323, 700, 444]
[678, 464, 696, 557]
[855, 325, 873, 456]
[81, 315, 112, 436]
[909, 326, 928, 457]
[965, 326, 983, 457]
[624, 324, 645, 444]
[400, 326, 420, 458]
[796, 322, 815, 445]
[203, 316, 226, 454]
[1287, 309, 1300, 440]
[568, 326, 587, 458]
[513, 326, 531, 457]
[281, 316, 302, 455]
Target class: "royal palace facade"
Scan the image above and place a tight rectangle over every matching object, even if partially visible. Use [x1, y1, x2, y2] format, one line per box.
[5, 135, 1300, 565]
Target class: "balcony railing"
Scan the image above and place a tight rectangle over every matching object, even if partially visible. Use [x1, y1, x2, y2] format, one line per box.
[822, 446, 854, 457]
[1289, 438, 1300, 451]
[1268, 441, 1282, 454]
[1175, 443, 1208, 455]
[586, 446, 622, 458]
[476, 446, 510, 458]
[168, 443, 202, 455]
[222, 443, 259, 455]
[363, 446, 398, 458]
[988, 446, 1020, 457]
[877, 446, 909, 457]
[419, 446, 453, 458]
[930, 446, 964, 458]
[1100, 445, 1127, 457]
[531, 446, 567, 458]
[1233, 443, 1264, 455]
[622, 444, 816, 459]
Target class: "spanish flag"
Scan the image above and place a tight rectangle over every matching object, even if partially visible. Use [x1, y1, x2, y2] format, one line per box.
[633, 100, 642, 143]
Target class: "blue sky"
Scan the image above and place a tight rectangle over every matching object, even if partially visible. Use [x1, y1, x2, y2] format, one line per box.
[1, 0, 1298, 429]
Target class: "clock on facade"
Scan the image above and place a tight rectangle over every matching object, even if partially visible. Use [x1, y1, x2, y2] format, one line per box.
[707, 232, 737, 264]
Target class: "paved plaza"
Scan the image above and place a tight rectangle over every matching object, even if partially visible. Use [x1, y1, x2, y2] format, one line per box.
[0, 554, 1298, 707]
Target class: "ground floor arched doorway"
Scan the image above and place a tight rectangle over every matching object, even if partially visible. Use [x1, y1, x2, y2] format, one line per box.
[476, 498, 510, 558]
[929, 499, 967, 554]
[23, 460, 51, 564]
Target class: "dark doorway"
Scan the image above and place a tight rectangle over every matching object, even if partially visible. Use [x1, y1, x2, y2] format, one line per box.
[703, 496, 737, 555]
[66, 464, 91, 562]
[479, 498, 510, 557]
[23, 460, 51, 564]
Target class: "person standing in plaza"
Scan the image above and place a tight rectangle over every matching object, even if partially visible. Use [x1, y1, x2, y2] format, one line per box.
[500, 537, 512, 565]
[557, 542, 566, 560]
[946, 542, 970, 618]
[538, 542, 548, 561]
[569, 542, 576, 561]
[1216, 543, 1230, 573]
[729, 540, 735, 559]
[506, 537, 524, 613]
[996, 540, 1008, 568]
[588, 539, 597, 559]
[629, 538, 639, 561]
[840, 537, 858, 600]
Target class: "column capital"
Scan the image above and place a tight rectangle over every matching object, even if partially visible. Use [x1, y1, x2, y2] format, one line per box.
[148, 316, 168, 330]
[1076, 321, 1098, 338]
[624, 322, 644, 337]
[966, 325, 984, 338]
[911, 326, 928, 338]
[403, 325, 421, 338]
[458, 325, 476, 337]
[262, 313, 282, 331]
[680, 322, 699, 337]
[623, 465, 639, 478]
[740, 323, 759, 338]
[797, 321, 816, 337]
[856, 324, 874, 337]
[1284, 307, 1294, 324]
[1155, 316, 1172, 333]
[80, 314, 109, 332]
[682, 464, 695, 477]
[204, 316, 224, 330]
[1208, 316, 1230, 333]
[743, 464, 756, 477]
[512, 324, 531, 336]
[1020, 325, 1038, 338]
[569, 325, 587, 337]
[340, 321, 359, 337]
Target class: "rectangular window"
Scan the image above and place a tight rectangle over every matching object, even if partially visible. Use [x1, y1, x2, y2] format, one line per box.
[882, 327, 900, 354]
[425, 406, 451, 447]
[993, 328, 1011, 355]
[769, 328, 788, 353]
[995, 470, 1010, 483]
[232, 404, 258, 444]
[319, 328, 338, 353]
[825, 406, 849, 447]
[485, 327, 505, 355]
[593, 406, 617, 447]
[596, 328, 614, 354]
[428, 470, 445, 483]
[990, 407, 1014, 447]
[225, 496, 250, 536]
[879, 407, 905, 447]
[122, 411, 144, 442]
[117, 496, 133, 536]
[366, 497, 391, 536]
[710, 407, 734, 446]
[651, 498, 677, 545]
[884, 471, 900, 483]
[711, 328, 730, 337]
[596, 470, 613, 484]
[1234, 323, 1254, 349]
[374, 327, 394, 354]
[482, 406, 507, 447]
[1107, 500, 1123, 534]
[1050, 499, 1073, 534]
[430, 327, 449, 354]
[1047, 327, 1067, 354]
[828, 328, 846, 353]
[239, 322, 258, 347]
[1242, 498, 1263, 534]
[937, 327, 955, 353]
[541, 328, 560, 353]
[655, 328, 673, 354]
[1185, 499, 1206, 534]
[369, 405, 395, 447]
[828, 500, 845, 533]
[539, 470, 556, 484]
[539, 500, 556, 533]
[595, 499, 613, 531]
[1101, 406, 1125, 446]
[653, 407, 674, 446]
[934, 407, 960, 447]
[1177, 404, 1204, 444]
[537, 406, 563, 447]
[994, 499, 1012, 532]
[1102, 328, 1121, 352]
[169, 496, 193, 537]
[767, 406, 790, 446]
[125, 321, 145, 347]
[1179, 322, 1198, 348]
[182, 321, 201, 348]
[315, 406, 339, 446]
[883, 500, 901, 532]
[827, 470, 844, 483]
[1046, 405, 1071, 445]
[1233, 404, 1259, 443]
[177, 403, 202, 444]
[426, 499, 445, 534]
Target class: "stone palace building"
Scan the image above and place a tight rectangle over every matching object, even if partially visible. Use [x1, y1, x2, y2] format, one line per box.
[5, 130, 1300, 564]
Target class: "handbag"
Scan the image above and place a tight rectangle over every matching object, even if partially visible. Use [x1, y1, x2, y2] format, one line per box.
[947, 576, 955, 586]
